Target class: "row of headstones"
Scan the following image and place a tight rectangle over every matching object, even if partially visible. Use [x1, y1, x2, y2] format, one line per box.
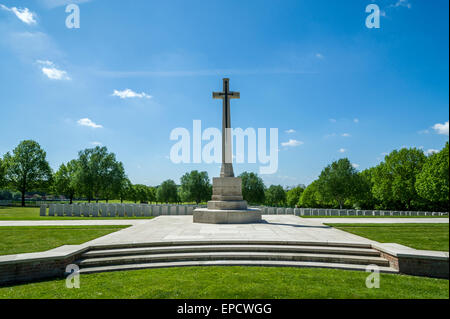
[258, 207, 449, 217]
[40, 203, 206, 217]
[39, 203, 449, 217]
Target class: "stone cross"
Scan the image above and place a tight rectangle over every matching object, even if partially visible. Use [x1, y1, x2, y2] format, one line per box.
[213, 78, 240, 177]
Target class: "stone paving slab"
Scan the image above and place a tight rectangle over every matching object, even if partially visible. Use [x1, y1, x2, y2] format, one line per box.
[82, 215, 380, 247]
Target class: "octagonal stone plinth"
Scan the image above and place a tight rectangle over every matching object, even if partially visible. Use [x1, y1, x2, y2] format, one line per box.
[193, 208, 262, 224]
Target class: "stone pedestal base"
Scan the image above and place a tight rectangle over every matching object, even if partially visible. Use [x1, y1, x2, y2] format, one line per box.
[193, 208, 262, 224]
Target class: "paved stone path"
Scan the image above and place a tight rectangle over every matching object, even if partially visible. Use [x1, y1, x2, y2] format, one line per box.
[0, 217, 447, 227]
[82, 216, 380, 246]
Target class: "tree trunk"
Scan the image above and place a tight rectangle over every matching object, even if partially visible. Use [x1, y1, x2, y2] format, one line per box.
[70, 195, 73, 205]
[21, 191, 25, 207]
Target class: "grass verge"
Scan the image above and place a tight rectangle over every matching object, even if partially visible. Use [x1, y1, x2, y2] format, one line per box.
[0, 225, 129, 255]
[0, 266, 447, 299]
[327, 223, 449, 251]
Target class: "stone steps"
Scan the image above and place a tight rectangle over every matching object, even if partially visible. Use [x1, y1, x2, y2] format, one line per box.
[76, 241, 395, 274]
[79, 260, 398, 275]
[78, 251, 390, 267]
[81, 244, 381, 258]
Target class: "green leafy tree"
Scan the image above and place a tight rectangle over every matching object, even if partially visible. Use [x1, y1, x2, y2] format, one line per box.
[265, 185, 286, 207]
[286, 186, 305, 207]
[101, 161, 126, 202]
[372, 148, 426, 210]
[354, 167, 378, 209]
[133, 184, 154, 203]
[316, 158, 361, 209]
[118, 178, 132, 203]
[298, 181, 322, 208]
[3, 140, 52, 207]
[74, 146, 124, 202]
[156, 179, 179, 203]
[239, 172, 266, 204]
[0, 157, 5, 188]
[54, 160, 78, 204]
[415, 142, 449, 211]
[179, 170, 211, 204]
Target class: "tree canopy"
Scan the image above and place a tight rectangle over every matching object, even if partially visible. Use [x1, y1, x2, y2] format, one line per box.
[286, 186, 304, 207]
[53, 160, 78, 204]
[239, 172, 266, 204]
[156, 179, 179, 203]
[415, 142, 449, 211]
[3, 140, 52, 206]
[372, 148, 426, 210]
[74, 146, 126, 202]
[316, 158, 361, 209]
[265, 185, 286, 206]
[179, 170, 211, 204]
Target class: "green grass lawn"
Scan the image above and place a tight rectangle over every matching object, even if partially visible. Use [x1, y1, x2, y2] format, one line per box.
[0, 266, 447, 299]
[0, 225, 129, 255]
[328, 223, 449, 251]
[0, 206, 154, 220]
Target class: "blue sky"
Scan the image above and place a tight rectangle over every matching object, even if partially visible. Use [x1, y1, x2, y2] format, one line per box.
[0, 0, 448, 187]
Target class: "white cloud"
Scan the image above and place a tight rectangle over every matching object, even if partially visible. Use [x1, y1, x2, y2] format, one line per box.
[391, 0, 412, 9]
[315, 53, 324, 59]
[329, 118, 337, 123]
[341, 133, 351, 137]
[425, 149, 439, 156]
[281, 139, 304, 147]
[112, 89, 152, 99]
[77, 118, 103, 129]
[432, 121, 449, 136]
[37, 60, 70, 80]
[41, 67, 70, 80]
[0, 4, 37, 25]
[352, 163, 360, 169]
[353, 118, 359, 123]
[285, 129, 296, 134]
[90, 141, 102, 146]
[338, 148, 347, 153]
[324, 133, 337, 138]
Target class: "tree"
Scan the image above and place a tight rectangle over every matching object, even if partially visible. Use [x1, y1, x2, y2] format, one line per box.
[74, 146, 124, 202]
[156, 179, 179, 203]
[298, 181, 322, 208]
[101, 161, 126, 202]
[239, 172, 266, 204]
[133, 184, 154, 203]
[3, 140, 52, 207]
[316, 158, 361, 209]
[0, 157, 5, 188]
[415, 142, 449, 211]
[118, 178, 132, 203]
[354, 167, 378, 209]
[286, 186, 305, 207]
[179, 170, 211, 204]
[265, 185, 286, 206]
[54, 160, 78, 204]
[372, 148, 426, 210]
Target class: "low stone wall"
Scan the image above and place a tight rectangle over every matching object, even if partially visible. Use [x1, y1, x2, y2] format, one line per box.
[0, 246, 87, 286]
[39, 204, 449, 218]
[373, 243, 449, 279]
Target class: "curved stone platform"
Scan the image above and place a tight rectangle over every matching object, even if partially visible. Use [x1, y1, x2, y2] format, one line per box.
[193, 208, 262, 224]
[1, 216, 448, 285]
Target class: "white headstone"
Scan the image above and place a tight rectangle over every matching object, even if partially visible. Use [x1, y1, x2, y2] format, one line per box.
[40, 204, 46, 216]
